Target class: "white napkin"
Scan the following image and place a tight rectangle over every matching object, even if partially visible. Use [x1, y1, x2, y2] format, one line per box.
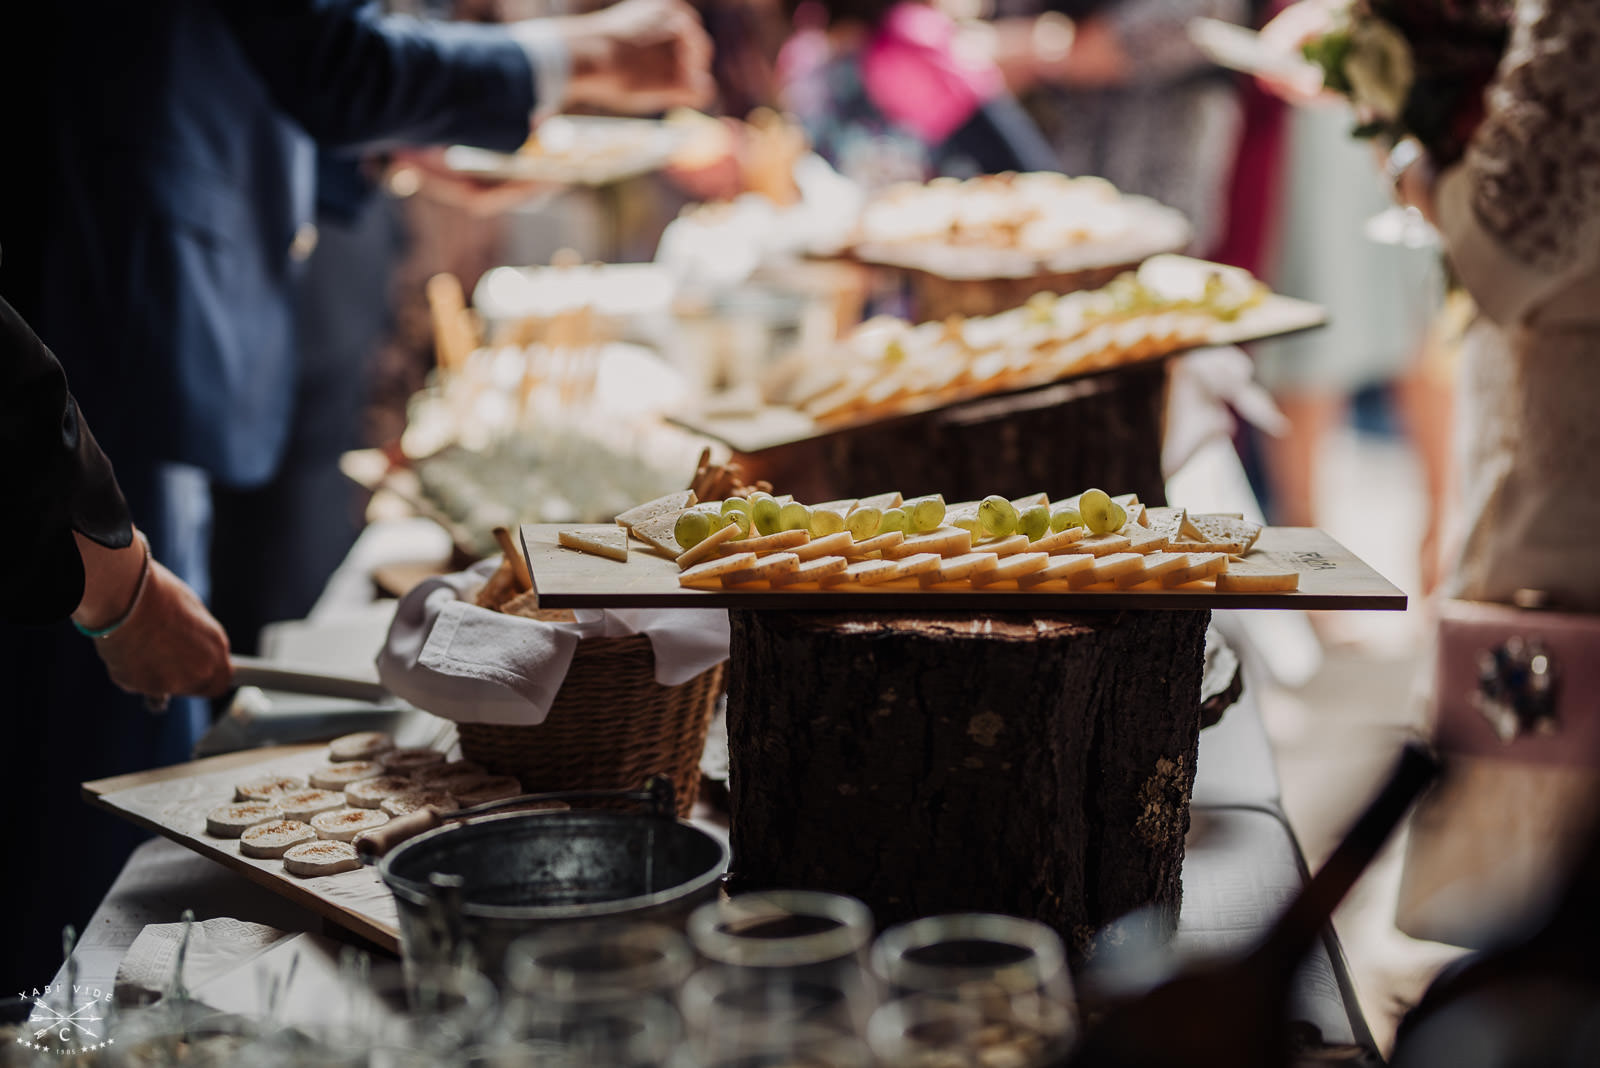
[114, 919, 289, 1005]
[376, 559, 730, 726]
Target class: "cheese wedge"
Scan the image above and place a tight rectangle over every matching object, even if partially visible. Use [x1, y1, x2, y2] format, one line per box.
[329, 731, 394, 762]
[283, 839, 362, 878]
[1173, 514, 1262, 555]
[884, 527, 971, 559]
[680, 552, 757, 586]
[795, 531, 855, 561]
[855, 491, 904, 512]
[675, 521, 742, 570]
[1076, 533, 1132, 557]
[975, 534, 1031, 557]
[972, 552, 1050, 586]
[206, 801, 282, 838]
[919, 552, 1000, 585]
[629, 511, 683, 557]
[825, 558, 902, 586]
[771, 555, 850, 586]
[1018, 553, 1097, 588]
[1143, 507, 1187, 546]
[1010, 492, 1049, 511]
[278, 788, 347, 822]
[1029, 527, 1089, 554]
[847, 531, 906, 557]
[308, 761, 384, 790]
[1215, 558, 1299, 592]
[615, 490, 696, 531]
[888, 552, 943, 581]
[715, 529, 810, 556]
[1121, 525, 1170, 554]
[722, 552, 802, 587]
[240, 819, 316, 859]
[344, 775, 416, 809]
[1114, 552, 1190, 588]
[311, 807, 390, 842]
[1161, 552, 1230, 587]
[1069, 552, 1144, 587]
[378, 748, 448, 777]
[559, 526, 630, 563]
[234, 775, 306, 803]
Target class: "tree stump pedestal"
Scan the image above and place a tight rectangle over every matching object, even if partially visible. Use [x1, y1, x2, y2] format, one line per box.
[724, 608, 1211, 956]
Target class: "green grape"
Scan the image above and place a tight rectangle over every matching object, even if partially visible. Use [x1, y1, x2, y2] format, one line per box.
[877, 507, 909, 534]
[752, 495, 782, 536]
[1105, 499, 1128, 533]
[809, 508, 846, 536]
[950, 511, 983, 536]
[1050, 506, 1084, 533]
[703, 507, 730, 534]
[725, 509, 752, 536]
[674, 509, 711, 550]
[1078, 488, 1116, 535]
[721, 497, 751, 518]
[1017, 504, 1051, 541]
[978, 495, 1018, 538]
[779, 501, 812, 532]
[904, 494, 946, 532]
[846, 506, 882, 539]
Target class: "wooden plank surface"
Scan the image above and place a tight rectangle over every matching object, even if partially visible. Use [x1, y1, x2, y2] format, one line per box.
[520, 524, 1406, 612]
[669, 290, 1326, 454]
[84, 745, 403, 954]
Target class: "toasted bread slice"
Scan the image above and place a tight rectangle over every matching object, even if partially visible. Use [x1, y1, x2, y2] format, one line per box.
[311, 807, 390, 842]
[1215, 557, 1299, 592]
[378, 748, 447, 777]
[278, 788, 347, 822]
[239, 819, 317, 859]
[206, 801, 282, 838]
[716, 529, 810, 556]
[344, 775, 417, 809]
[972, 552, 1050, 586]
[283, 839, 362, 878]
[451, 775, 524, 807]
[1076, 533, 1133, 557]
[308, 761, 384, 790]
[675, 520, 742, 569]
[680, 552, 757, 586]
[795, 531, 855, 561]
[919, 552, 1000, 585]
[1017, 553, 1096, 588]
[722, 552, 802, 587]
[1162, 552, 1230, 587]
[615, 490, 696, 530]
[976, 534, 1031, 557]
[1113, 552, 1190, 588]
[234, 775, 306, 803]
[1030, 527, 1089, 554]
[329, 731, 394, 762]
[1070, 552, 1145, 587]
[884, 527, 971, 559]
[381, 790, 461, 817]
[847, 531, 906, 557]
[771, 555, 850, 586]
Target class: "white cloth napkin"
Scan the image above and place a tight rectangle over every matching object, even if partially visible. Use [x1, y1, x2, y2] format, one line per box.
[114, 919, 288, 1005]
[376, 559, 730, 726]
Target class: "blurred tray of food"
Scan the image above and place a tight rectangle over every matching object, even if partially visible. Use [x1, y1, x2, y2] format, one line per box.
[440, 113, 690, 186]
[669, 255, 1325, 454]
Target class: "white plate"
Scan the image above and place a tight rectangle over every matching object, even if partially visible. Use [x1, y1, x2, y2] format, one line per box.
[442, 115, 687, 186]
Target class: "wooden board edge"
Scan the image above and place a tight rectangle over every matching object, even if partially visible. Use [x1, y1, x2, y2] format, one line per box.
[82, 784, 402, 955]
[82, 744, 325, 798]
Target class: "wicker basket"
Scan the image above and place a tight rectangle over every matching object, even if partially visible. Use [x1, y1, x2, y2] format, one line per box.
[456, 603, 724, 818]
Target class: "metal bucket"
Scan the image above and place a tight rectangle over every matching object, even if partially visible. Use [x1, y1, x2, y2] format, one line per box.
[377, 786, 729, 980]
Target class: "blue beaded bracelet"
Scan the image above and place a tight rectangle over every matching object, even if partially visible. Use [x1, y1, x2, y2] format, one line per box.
[73, 531, 152, 639]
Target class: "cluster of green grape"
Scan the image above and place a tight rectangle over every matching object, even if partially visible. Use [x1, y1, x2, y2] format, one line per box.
[952, 488, 1127, 542]
[673, 492, 950, 551]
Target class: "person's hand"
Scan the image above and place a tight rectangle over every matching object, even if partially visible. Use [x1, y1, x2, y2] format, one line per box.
[557, 0, 715, 114]
[1255, 0, 1341, 106]
[92, 558, 233, 700]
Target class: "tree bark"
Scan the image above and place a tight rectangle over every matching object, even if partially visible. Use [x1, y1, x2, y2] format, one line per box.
[725, 608, 1210, 958]
[734, 363, 1168, 509]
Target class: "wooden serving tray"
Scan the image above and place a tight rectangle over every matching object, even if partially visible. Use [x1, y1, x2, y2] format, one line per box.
[670, 290, 1327, 455]
[84, 745, 407, 954]
[519, 524, 1406, 612]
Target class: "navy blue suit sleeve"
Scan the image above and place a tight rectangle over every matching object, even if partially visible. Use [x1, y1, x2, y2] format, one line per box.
[216, 0, 538, 152]
[0, 295, 134, 625]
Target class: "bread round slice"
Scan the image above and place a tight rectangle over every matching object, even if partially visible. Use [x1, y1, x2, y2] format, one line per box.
[415, 761, 487, 787]
[206, 801, 283, 838]
[308, 761, 384, 790]
[239, 819, 317, 859]
[328, 731, 395, 762]
[344, 775, 418, 809]
[376, 747, 448, 777]
[450, 776, 524, 808]
[233, 775, 306, 803]
[278, 788, 347, 822]
[382, 790, 461, 818]
[283, 839, 362, 878]
[310, 807, 391, 842]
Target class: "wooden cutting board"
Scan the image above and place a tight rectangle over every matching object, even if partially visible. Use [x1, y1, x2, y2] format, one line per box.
[519, 524, 1406, 612]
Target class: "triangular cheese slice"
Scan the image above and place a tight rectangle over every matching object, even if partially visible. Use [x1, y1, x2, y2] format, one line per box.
[616, 490, 696, 531]
[557, 527, 629, 562]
